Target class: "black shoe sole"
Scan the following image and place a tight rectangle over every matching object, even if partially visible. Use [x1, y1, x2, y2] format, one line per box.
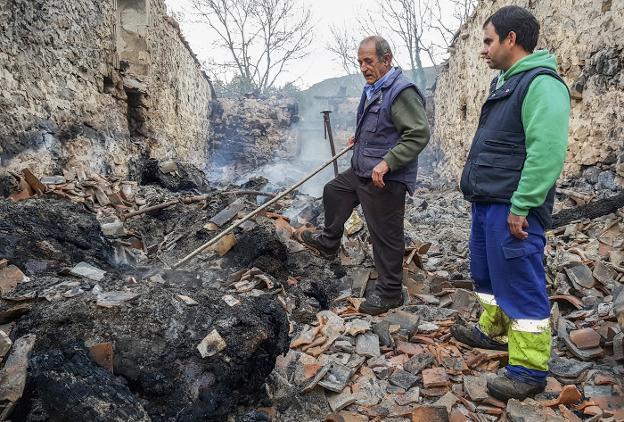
[298, 232, 338, 260]
[487, 379, 545, 402]
[359, 300, 402, 316]
[450, 325, 508, 351]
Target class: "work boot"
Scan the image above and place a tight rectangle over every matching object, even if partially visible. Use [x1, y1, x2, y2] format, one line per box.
[487, 371, 546, 401]
[359, 292, 403, 316]
[450, 324, 507, 351]
[299, 230, 339, 259]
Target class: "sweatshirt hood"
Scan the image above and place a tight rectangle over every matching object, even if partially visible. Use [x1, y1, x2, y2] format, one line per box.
[498, 50, 558, 86]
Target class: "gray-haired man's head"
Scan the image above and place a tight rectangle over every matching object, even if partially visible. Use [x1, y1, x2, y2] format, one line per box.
[358, 35, 393, 85]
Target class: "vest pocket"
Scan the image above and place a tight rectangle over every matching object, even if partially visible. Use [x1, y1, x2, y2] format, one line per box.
[361, 106, 380, 133]
[474, 151, 524, 199]
[358, 147, 388, 176]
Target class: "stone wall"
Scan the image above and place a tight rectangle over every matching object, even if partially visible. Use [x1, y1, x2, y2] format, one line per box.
[0, 0, 213, 179]
[431, 0, 624, 190]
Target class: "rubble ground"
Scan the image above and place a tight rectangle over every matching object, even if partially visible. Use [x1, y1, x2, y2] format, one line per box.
[0, 163, 623, 421]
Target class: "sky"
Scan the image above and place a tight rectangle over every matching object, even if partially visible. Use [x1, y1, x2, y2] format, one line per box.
[165, 0, 458, 89]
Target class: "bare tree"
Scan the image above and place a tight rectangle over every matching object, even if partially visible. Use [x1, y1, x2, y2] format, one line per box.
[428, 0, 478, 58]
[357, 0, 430, 89]
[190, 0, 313, 94]
[327, 24, 360, 75]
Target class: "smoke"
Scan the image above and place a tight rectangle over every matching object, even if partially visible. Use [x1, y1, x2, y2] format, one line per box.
[236, 120, 349, 197]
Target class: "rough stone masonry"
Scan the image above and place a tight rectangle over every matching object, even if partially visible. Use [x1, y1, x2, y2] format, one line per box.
[432, 0, 624, 189]
[0, 0, 213, 178]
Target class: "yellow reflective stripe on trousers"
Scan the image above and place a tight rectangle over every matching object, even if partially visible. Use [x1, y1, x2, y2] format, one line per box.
[510, 318, 550, 333]
[475, 292, 497, 306]
[476, 292, 510, 339]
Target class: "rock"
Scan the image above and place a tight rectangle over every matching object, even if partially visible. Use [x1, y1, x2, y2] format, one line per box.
[410, 406, 449, 421]
[404, 352, 435, 374]
[463, 375, 488, 402]
[383, 309, 420, 335]
[346, 319, 371, 336]
[0, 303, 32, 324]
[353, 376, 384, 406]
[319, 362, 354, 393]
[565, 264, 595, 289]
[372, 320, 394, 347]
[334, 340, 355, 353]
[506, 398, 565, 422]
[396, 340, 424, 356]
[40, 175, 66, 185]
[0, 330, 12, 360]
[422, 367, 450, 388]
[557, 385, 582, 405]
[101, 221, 125, 237]
[0, 334, 36, 408]
[210, 198, 246, 227]
[569, 328, 601, 350]
[158, 159, 178, 174]
[70, 262, 106, 282]
[334, 411, 368, 422]
[356, 333, 380, 357]
[350, 268, 370, 297]
[389, 368, 419, 390]
[0, 265, 27, 296]
[208, 233, 237, 256]
[176, 294, 198, 306]
[418, 322, 440, 333]
[222, 294, 241, 307]
[63, 287, 84, 298]
[197, 329, 227, 358]
[549, 356, 593, 379]
[326, 387, 357, 411]
[96, 291, 139, 308]
[433, 391, 458, 414]
[88, 342, 114, 373]
[593, 261, 617, 284]
[395, 387, 420, 406]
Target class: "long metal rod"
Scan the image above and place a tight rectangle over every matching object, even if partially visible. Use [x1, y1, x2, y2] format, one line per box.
[322, 111, 339, 177]
[172, 145, 353, 269]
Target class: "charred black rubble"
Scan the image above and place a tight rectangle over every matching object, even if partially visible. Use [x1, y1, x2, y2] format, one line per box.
[1, 156, 623, 422]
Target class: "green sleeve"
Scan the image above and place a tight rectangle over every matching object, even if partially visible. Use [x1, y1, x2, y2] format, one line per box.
[383, 88, 431, 172]
[510, 75, 570, 216]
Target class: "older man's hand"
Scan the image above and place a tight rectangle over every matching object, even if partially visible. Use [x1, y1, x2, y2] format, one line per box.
[372, 160, 389, 188]
[347, 135, 356, 147]
[507, 212, 529, 240]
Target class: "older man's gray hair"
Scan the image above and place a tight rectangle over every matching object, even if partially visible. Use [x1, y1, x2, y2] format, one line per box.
[360, 35, 393, 60]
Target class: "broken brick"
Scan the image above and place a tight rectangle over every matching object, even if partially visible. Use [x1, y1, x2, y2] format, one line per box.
[396, 340, 424, 356]
[410, 406, 449, 422]
[463, 375, 488, 402]
[422, 367, 450, 388]
[569, 328, 601, 350]
[89, 342, 114, 373]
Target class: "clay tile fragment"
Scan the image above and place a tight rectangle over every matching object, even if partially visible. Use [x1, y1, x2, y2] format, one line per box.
[569, 328, 601, 350]
[422, 367, 450, 389]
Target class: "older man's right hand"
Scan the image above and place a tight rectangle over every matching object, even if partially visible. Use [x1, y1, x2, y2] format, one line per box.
[347, 135, 356, 147]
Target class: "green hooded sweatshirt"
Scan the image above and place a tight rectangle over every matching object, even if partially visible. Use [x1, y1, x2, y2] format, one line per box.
[495, 50, 570, 217]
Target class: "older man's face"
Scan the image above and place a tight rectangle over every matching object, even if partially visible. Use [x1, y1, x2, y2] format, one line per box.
[358, 42, 391, 85]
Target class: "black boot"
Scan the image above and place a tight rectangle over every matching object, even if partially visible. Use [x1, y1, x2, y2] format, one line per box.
[359, 292, 403, 316]
[487, 371, 546, 401]
[450, 324, 507, 351]
[299, 230, 339, 259]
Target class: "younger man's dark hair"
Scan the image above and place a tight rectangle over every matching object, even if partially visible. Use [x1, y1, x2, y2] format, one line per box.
[483, 6, 540, 53]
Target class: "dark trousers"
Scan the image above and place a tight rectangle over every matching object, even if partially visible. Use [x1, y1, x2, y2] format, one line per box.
[318, 168, 406, 297]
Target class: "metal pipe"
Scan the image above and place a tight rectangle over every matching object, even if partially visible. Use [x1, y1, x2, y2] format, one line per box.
[172, 144, 353, 269]
[322, 110, 339, 177]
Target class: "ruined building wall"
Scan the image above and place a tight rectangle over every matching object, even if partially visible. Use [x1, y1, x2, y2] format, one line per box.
[432, 0, 624, 190]
[0, 0, 212, 178]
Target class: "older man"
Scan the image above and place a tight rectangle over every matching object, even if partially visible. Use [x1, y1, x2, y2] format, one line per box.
[301, 35, 430, 315]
